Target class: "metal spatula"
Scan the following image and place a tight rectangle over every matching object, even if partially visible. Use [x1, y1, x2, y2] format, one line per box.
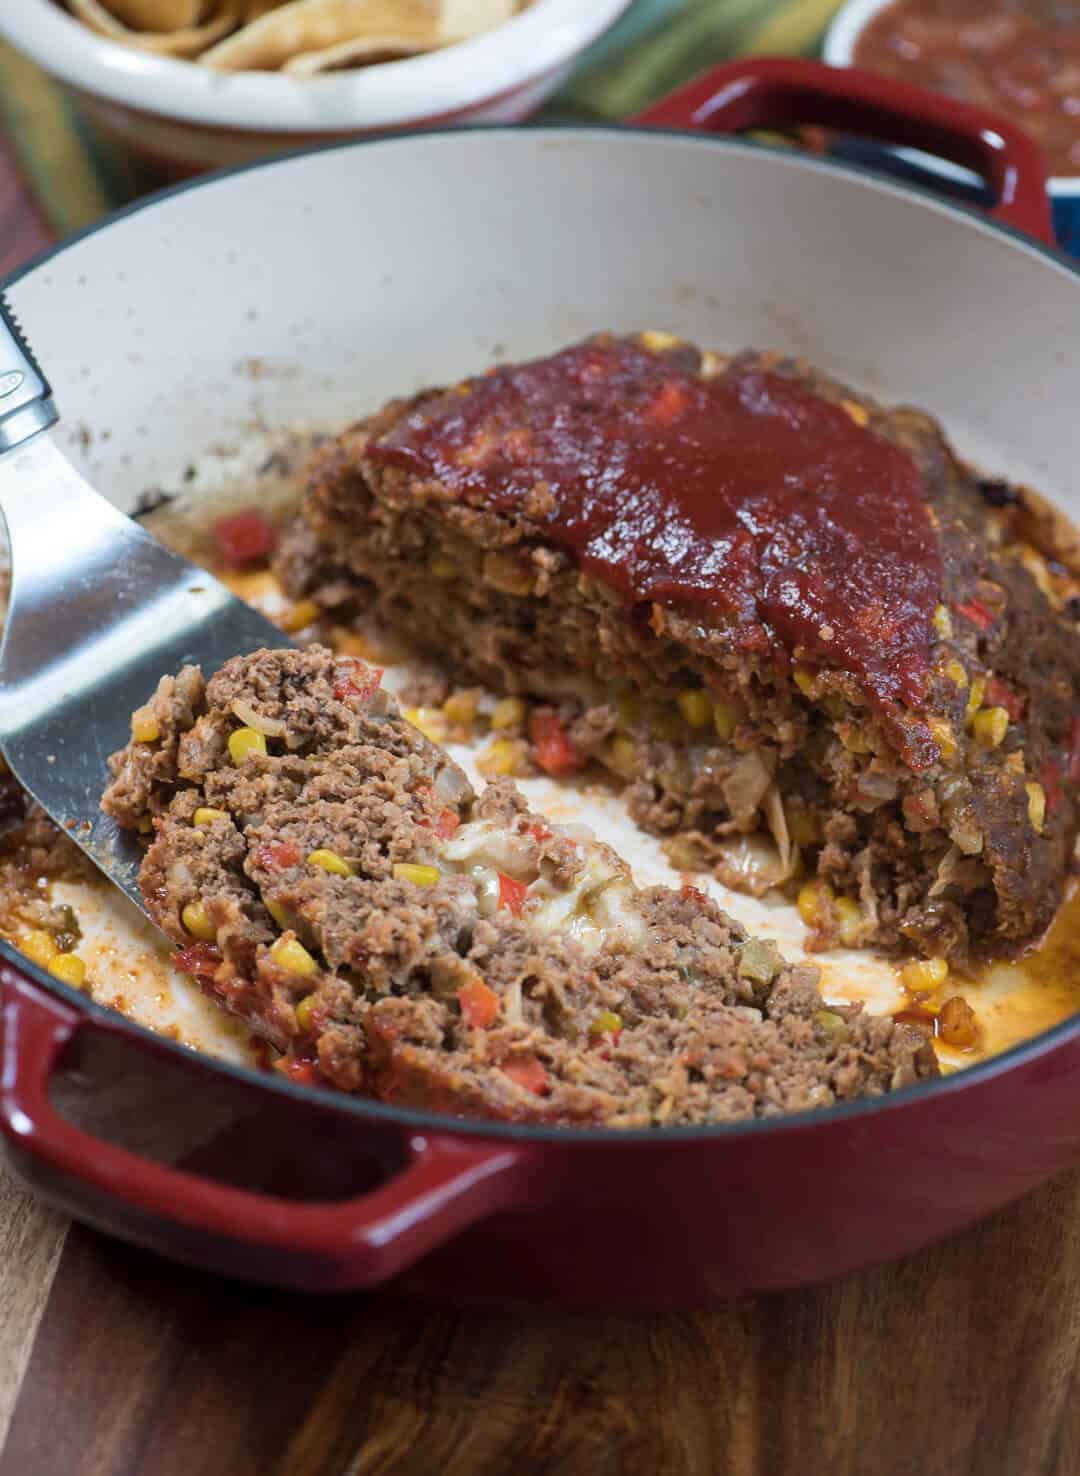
[0, 293, 293, 916]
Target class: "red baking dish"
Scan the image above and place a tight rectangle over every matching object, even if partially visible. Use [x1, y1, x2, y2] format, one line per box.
[2, 58, 1078, 1303]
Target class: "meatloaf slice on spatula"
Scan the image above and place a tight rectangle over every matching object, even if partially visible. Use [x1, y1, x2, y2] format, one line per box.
[102, 647, 936, 1126]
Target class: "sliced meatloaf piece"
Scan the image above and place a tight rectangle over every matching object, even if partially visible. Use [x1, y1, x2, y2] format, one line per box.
[101, 646, 936, 1126]
[274, 333, 1080, 967]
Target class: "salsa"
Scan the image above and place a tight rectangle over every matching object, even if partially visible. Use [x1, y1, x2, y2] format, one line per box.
[368, 338, 941, 710]
[854, 0, 1080, 177]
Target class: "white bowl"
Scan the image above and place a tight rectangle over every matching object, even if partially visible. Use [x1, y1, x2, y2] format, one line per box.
[0, 0, 631, 175]
[823, 0, 1080, 206]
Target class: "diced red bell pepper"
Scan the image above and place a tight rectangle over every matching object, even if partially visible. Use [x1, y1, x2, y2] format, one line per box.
[213, 509, 277, 567]
[332, 661, 384, 705]
[497, 872, 529, 916]
[954, 598, 994, 631]
[435, 808, 460, 840]
[257, 840, 300, 870]
[458, 979, 500, 1030]
[1070, 717, 1080, 785]
[1040, 758, 1065, 816]
[172, 942, 222, 980]
[644, 381, 690, 427]
[986, 676, 1026, 721]
[501, 1056, 548, 1095]
[275, 1057, 319, 1086]
[523, 821, 553, 844]
[528, 711, 580, 777]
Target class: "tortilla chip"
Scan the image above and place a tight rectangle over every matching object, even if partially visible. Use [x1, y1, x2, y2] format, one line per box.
[283, 34, 436, 73]
[437, 0, 520, 41]
[102, 0, 209, 29]
[201, 0, 440, 71]
[67, 0, 239, 56]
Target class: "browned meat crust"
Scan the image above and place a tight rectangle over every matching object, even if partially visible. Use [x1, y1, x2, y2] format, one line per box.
[274, 334, 1080, 966]
[102, 646, 936, 1126]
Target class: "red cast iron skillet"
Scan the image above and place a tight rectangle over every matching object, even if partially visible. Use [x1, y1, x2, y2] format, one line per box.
[0, 59, 1073, 1304]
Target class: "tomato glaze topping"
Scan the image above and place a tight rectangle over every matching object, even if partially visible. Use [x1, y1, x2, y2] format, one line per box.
[368, 339, 941, 710]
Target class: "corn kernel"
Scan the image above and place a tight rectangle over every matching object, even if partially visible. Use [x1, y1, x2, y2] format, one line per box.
[477, 738, 526, 777]
[281, 598, 321, 633]
[21, 929, 59, 968]
[131, 708, 161, 744]
[331, 629, 383, 660]
[797, 880, 834, 927]
[295, 993, 320, 1033]
[194, 807, 228, 827]
[48, 953, 86, 989]
[840, 399, 869, 427]
[1026, 781, 1046, 833]
[393, 862, 441, 887]
[944, 658, 969, 690]
[973, 706, 1009, 750]
[590, 1009, 623, 1034]
[900, 957, 949, 993]
[307, 849, 353, 878]
[677, 689, 712, 729]
[834, 896, 862, 947]
[181, 901, 216, 942]
[443, 690, 479, 727]
[640, 330, 682, 352]
[965, 675, 986, 724]
[404, 706, 449, 744]
[928, 717, 958, 760]
[490, 696, 527, 730]
[713, 700, 739, 741]
[229, 726, 267, 765]
[788, 809, 820, 848]
[615, 690, 641, 729]
[841, 725, 871, 755]
[430, 557, 458, 579]
[932, 604, 953, 640]
[271, 934, 318, 976]
[265, 897, 290, 930]
[608, 735, 637, 779]
[699, 350, 722, 378]
[483, 552, 533, 596]
[793, 665, 816, 697]
[816, 1008, 849, 1037]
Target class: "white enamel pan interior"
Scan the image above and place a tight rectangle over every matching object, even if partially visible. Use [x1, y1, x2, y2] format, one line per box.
[10, 129, 1079, 514]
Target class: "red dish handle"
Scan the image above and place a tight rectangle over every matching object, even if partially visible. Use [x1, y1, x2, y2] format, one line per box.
[0, 969, 536, 1291]
[634, 57, 1054, 246]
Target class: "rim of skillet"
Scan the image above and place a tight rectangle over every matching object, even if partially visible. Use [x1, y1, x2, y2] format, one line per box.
[5, 120, 1080, 1148]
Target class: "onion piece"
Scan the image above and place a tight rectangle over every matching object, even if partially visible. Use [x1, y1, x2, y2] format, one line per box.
[712, 833, 790, 898]
[230, 698, 286, 738]
[763, 787, 794, 877]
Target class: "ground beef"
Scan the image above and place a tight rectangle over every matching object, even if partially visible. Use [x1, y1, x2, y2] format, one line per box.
[102, 647, 936, 1127]
[0, 771, 97, 943]
[274, 333, 1080, 967]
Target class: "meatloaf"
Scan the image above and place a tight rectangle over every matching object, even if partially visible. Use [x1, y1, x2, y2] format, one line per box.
[101, 646, 936, 1125]
[274, 333, 1080, 967]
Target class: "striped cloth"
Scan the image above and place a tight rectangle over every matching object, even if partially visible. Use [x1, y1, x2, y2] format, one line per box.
[0, 0, 845, 238]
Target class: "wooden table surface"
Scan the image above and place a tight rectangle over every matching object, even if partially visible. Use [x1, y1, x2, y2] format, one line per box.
[4, 132, 1080, 1476]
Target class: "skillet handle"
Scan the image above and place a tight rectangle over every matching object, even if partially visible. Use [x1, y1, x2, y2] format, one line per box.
[0, 968, 535, 1291]
[633, 57, 1055, 247]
